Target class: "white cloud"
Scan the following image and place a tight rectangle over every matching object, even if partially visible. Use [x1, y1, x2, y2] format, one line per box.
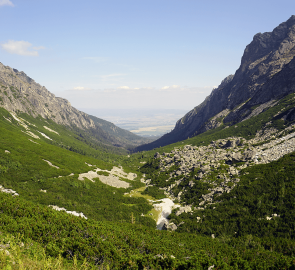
[0, 0, 14, 7]
[161, 85, 180, 91]
[1, 40, 45, 56]
[65, 86, 94, 92]
[73, 86, 86, 90]
[118, 86, 130, 89]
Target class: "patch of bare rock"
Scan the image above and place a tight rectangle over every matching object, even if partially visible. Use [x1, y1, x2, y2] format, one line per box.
[0, 185, 19, 196]
[78, 166, 136, 188]
[43, 159, 59, 169]
[49, 205, 87, 219]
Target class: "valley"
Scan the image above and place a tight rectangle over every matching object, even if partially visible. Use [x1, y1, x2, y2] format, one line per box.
[1, 15, 295, 270]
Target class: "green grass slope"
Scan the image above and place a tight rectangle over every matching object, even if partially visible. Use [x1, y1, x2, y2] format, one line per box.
[1, 192, 295, 269]
[0, 107, 154, 228]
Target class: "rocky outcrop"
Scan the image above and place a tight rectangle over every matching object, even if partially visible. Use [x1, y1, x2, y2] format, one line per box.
[0, 62, 95, 130]
[224, 55, 295, 124]
[162, 221, 178, 231]
[151, 124, 295, 207]
[49, 205, 87, 219]
[136, 15, 295, 151]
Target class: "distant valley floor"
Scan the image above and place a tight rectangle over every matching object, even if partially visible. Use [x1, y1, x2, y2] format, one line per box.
[130, 125, 175, 136]
[79, 108, 187, 136]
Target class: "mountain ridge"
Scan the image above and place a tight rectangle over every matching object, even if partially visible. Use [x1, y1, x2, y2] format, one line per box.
[136, 15, 295, 151]
[0, 62, 150, 149]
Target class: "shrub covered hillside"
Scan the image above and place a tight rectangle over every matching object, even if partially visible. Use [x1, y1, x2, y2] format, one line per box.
[1, 192, 295, 269]
[2, 86, 295, 268]
[168, 152, 295, 255]
[0, 107, 155, 228]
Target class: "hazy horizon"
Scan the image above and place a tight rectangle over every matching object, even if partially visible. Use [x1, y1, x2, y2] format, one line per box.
[79, 108, 188, 136]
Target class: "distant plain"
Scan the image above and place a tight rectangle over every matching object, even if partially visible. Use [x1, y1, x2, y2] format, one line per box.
[79, 108, 188, 136]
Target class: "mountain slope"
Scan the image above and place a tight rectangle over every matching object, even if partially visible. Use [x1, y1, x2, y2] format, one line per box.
[0, 62, 148, 149]
[88, 114, 153, 147]
[136, 15, 295, 151]
[0, 106, 155, 227]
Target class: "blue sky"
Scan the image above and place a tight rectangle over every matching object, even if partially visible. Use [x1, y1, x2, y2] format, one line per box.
[1, 0, 295, 111]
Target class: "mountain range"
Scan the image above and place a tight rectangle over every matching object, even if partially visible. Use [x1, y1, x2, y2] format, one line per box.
[1, 16, 295, 269]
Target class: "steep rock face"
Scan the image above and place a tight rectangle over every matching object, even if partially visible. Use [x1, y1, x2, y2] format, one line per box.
[224, 55, 295, 123]
[0, 63, 95, 130]
[136, 15, 295, 151]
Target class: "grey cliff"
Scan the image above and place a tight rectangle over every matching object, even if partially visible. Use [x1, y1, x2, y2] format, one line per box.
[136, 15, 295, 151]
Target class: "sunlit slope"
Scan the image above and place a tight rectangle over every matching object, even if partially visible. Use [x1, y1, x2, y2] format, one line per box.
[1, 192, 295, 269]
[1, 86, 295, 269]
[0, 107, 155, 227]
[169, 151, 295, 240]
[131, 92, 295, 211]
[121, 90, 295, 265]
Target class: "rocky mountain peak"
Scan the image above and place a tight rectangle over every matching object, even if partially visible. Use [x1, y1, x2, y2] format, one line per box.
[237, 16, 295, 76]
[218, 74, 234, 89]
[239, 15, 295, 74]
[136, 15, 295, 151]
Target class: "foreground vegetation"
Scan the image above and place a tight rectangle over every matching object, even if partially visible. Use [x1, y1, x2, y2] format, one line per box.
[168, 152, 295, 255]
[1, 192, 295, 269]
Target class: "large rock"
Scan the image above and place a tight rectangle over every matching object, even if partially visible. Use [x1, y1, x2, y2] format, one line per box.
[154, 152, 161, 159]
[175, 206, 192, 216]
[243, 149, 257, 160]
[232, 152, 243, 161]
[162, 221, 178, 231]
